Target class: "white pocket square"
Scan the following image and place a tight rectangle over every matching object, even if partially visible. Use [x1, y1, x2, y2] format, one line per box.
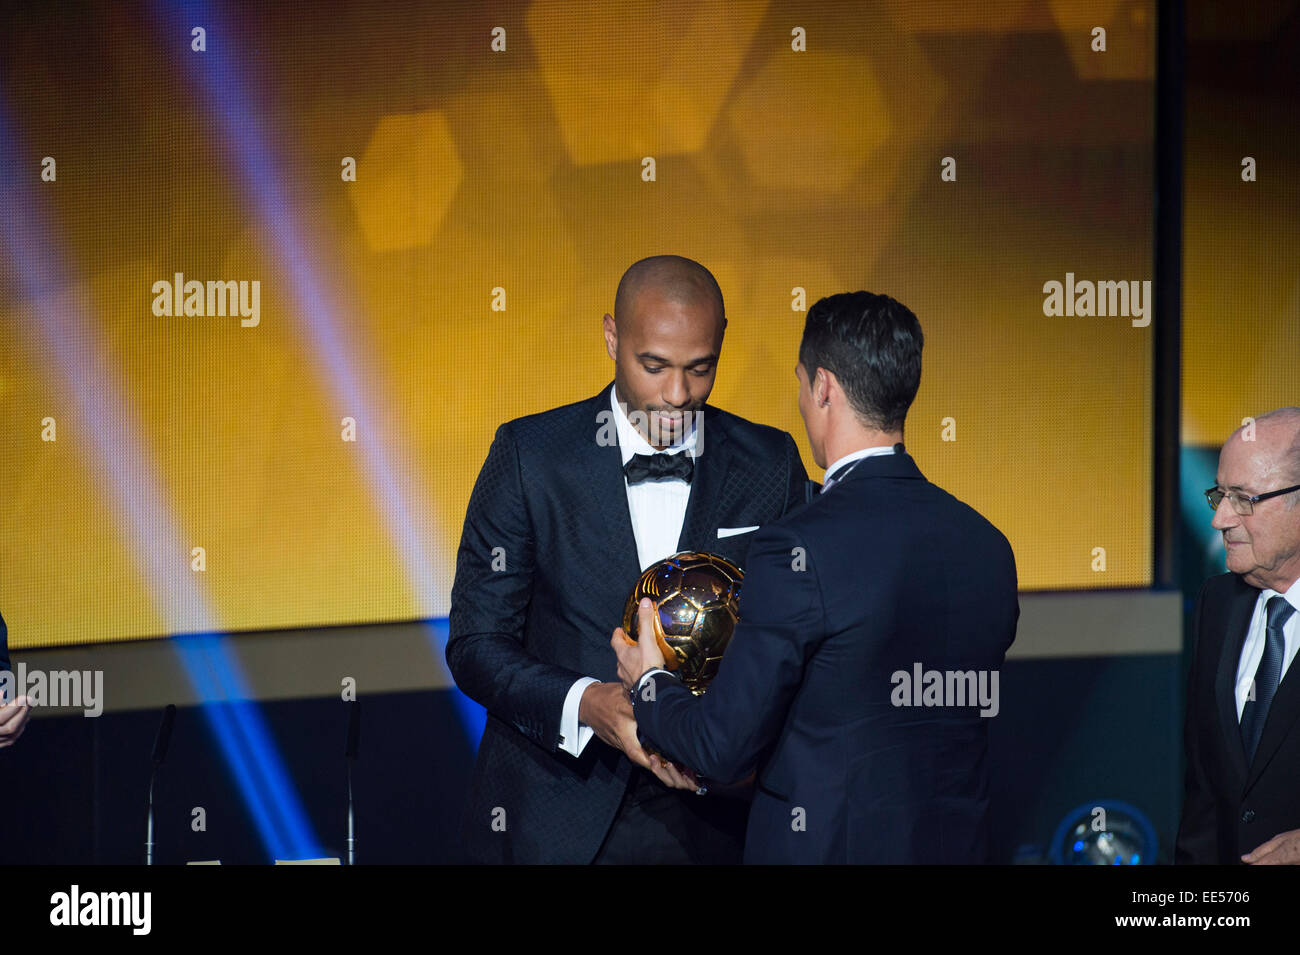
[717, 525, 759, 539]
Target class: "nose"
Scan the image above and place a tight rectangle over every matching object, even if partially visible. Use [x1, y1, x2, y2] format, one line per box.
[662, 371, 690, 408]
[1211, 501, 1237, 532]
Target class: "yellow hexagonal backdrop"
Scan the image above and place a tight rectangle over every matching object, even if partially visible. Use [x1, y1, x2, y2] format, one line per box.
[0, 0, 1164, 651]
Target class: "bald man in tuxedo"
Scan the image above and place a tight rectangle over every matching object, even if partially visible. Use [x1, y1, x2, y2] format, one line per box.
[446, 255, 808, 863]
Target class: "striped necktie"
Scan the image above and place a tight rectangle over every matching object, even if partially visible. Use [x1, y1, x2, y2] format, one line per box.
[1240, 595, 1295, 763]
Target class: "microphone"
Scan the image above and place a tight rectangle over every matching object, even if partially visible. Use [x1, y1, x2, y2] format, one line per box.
[345, 701, 360, 865]
[152, 703, 176, 766]
[146, 704, 176, 866]
[346, 700, 360, 761]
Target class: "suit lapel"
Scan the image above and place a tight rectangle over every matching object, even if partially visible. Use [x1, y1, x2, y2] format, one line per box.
[676, 404, 732, 554]
[579, 390, 735, 580]
[1245, 600, 1300, 791]
[578, 384, 644, 593]
[1214, 583, 1257, 784]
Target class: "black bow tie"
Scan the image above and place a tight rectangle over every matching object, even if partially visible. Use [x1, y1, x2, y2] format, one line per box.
[624, 452, 694, 485]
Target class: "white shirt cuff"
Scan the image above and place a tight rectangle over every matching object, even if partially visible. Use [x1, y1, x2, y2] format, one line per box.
[558, 676, 601, 756]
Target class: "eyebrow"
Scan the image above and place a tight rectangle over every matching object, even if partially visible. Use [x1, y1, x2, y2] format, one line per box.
[636, 352, 717, 366]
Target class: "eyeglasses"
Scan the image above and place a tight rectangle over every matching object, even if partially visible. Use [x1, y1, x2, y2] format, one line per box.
[1204, 483, 1300, 515]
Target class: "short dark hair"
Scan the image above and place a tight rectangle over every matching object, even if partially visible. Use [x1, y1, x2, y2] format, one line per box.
[798, 291, 923, 433]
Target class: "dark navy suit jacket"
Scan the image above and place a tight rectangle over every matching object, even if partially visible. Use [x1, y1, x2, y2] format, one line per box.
[0, 611, 9, 672]
[446, 382, 808, 863]
[634, 450, 1019, 863]
[1177, 573, 1300, 864]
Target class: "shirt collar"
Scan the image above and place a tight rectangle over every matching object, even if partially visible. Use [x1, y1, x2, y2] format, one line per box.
[1260, 577, 1300, 616]
[823, 444, 896, 485]
[610, 384, 698, 465]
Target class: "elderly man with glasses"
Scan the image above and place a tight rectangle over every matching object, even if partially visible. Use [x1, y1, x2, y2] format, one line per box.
[1179, 407, 1300, 864]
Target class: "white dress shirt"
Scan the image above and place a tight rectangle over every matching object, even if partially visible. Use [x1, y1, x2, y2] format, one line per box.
[1234, 578, 1300, 719]
[557, 385, 697, 756]
[821, 444, 896, 490]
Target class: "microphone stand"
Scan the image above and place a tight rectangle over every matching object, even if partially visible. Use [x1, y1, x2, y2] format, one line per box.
[146, 704, 176, 866]
[345, 701, 360, 865]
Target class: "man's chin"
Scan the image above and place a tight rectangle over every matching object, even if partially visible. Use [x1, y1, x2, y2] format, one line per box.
[1233, 563, 1266, 588]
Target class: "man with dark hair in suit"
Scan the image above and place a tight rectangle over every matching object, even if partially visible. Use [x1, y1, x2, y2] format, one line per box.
[446, 254, 809, 863]
[1178, 407, 1300, 865]
[0, 611, 33, 748]
[614, 290, 1019, 864]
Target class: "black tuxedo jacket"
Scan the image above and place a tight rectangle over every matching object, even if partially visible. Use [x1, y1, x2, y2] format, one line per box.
[0, 611, 8, 672]
[446, 383, 808, 863]
[1177, 573, 1300, 864]
[633, 450, 1019, 863]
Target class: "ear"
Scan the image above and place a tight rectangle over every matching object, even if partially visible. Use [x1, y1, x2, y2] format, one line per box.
[814, 367, 831, 406]
[602, 313, 617, 361]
